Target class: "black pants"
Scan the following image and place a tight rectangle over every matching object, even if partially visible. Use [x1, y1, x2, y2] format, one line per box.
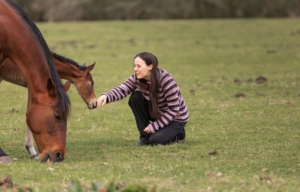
[128, 91, 186, 145]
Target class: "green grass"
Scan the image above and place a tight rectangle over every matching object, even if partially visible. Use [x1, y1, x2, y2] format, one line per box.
[1, 19, 300, 191]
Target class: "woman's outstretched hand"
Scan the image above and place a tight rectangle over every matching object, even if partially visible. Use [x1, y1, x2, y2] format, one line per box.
[96, 95, 107, 108]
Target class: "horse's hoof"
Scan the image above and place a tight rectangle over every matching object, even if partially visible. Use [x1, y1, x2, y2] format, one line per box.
[31, 154, 39, 160]
[0, 156, 12, 164]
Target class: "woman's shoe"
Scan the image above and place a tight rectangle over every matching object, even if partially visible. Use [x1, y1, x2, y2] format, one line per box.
[177, 138, 185, 143]
[136, 141, 149, 146]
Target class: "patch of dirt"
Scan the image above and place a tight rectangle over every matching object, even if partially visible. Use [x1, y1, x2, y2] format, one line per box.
[235, 93, 245, 98]
[190, 89, 195, 95]
[208, 149, 217, 155]
[234, 79, 241, 85]
[0, 176, 13, 188]
[0, 176, 32, 192]
[256, 76, 267, 84]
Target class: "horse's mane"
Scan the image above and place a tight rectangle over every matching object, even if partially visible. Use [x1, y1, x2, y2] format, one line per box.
[52, 52, 87, 70]
[6, 0, 70, 118]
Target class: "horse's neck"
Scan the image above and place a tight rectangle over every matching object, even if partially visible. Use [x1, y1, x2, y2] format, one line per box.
[53, 57, 83, 81]
[0, 1, 54, 93]
[0, 58, 27, 87]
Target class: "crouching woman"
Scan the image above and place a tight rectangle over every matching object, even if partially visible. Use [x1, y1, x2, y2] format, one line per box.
[97, 52, 188, 146]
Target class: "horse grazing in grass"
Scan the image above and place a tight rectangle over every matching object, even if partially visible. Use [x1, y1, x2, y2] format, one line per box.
[0, 0, 70, 162]
[0, 52, 97, 159]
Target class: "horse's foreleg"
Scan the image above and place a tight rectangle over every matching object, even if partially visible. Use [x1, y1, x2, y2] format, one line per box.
[25, 127, 38, 159]
[25, 90, 39, 159]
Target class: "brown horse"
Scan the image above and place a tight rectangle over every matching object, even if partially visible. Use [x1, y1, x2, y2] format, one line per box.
[0, 52, 97, 159]
[0, 52, 97, 108]
[0, 0, 70, 162]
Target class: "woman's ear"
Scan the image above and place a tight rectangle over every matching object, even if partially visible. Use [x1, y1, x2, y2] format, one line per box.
[149, 64, 153, 71]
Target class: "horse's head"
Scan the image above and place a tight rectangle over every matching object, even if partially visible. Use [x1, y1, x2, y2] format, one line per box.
[26, 79, 69, 162]
[72, 62, 97, 109]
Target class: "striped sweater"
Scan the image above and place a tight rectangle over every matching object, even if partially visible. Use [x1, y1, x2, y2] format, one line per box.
[104, 68, 189, 133]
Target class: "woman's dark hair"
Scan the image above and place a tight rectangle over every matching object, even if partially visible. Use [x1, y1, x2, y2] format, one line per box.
[134, 52, 161, 119]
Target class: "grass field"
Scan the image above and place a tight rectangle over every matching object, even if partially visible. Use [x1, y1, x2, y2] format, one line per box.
[1, 19, 300, 191]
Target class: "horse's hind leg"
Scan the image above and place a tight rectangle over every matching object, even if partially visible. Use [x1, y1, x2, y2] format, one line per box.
[0, 148, 12, 164]
[0, 55, 12, 163]
[25, 91, 39, 159]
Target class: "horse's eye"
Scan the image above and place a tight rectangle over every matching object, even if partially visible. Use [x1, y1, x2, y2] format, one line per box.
[91, 82, 94, 86]
[54, 113, 61, 121]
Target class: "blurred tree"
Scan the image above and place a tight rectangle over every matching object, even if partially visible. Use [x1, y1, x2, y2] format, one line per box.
[12, 0, 300, 21]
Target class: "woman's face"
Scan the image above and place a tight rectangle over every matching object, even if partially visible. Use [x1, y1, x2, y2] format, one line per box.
[134, 57, 153, 81]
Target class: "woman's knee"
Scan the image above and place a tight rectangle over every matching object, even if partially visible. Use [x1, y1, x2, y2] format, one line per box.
[128, 91, 143, 106]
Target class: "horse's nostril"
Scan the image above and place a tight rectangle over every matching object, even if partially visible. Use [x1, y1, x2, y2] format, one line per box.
[41, 153, 50, 162]
[56, 152, 64, 161]
[90, 102, 97, 109]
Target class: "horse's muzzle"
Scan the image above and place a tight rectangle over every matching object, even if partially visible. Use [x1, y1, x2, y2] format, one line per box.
[40, 151, 64, 162]
[89, 102, 97, 109]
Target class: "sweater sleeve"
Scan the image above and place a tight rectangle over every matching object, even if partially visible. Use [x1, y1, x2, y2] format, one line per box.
[103, 74, 137, 103]
[147, 73, 181, 133]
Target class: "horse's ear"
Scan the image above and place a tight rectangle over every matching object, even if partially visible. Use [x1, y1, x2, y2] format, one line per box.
[63, 80, 72, 92]
[47, 78, 57, 97]
[87, 62, 96, 72]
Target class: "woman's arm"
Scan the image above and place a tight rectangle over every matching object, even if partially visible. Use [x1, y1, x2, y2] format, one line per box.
[97, 74, 137, 104]
[147, 72, 181, 133]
